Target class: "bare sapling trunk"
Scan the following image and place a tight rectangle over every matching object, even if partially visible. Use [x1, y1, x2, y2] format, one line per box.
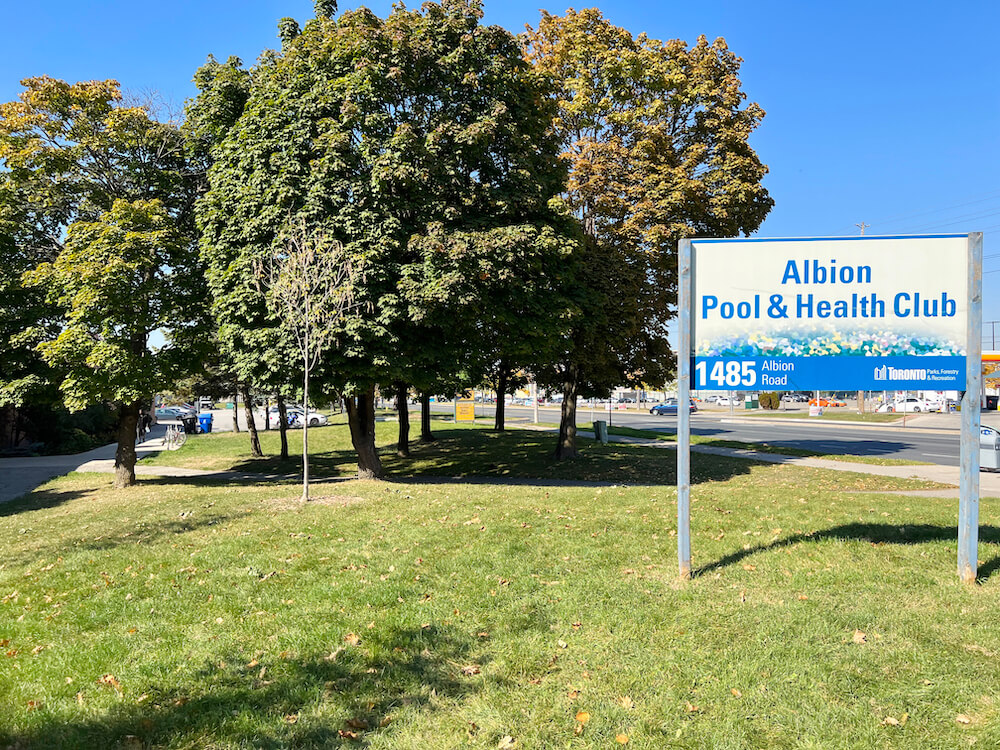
[232, 395, 240, 433]
[301, 362, 310, 501]
[277, 394, 289, 460]
[494, 365, 508, 431]
[346, 385, 383, 479]
[420, 392, 435, 443]
[396, 381, 410, 458]
[114, 400, 142, 488]
[264, 397, 270, 430]
[241, 384, 262, 457]
[554, 365, 580, 460]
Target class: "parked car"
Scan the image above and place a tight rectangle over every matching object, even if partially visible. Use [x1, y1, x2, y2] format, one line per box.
[267, 408, 329, 428]
[649, 399, 697, 416]
[155, 406, 195, 420]
[716, 396, 741, 407]
[877, 397, 931, 413]
[781, 393, 809, 403]
[808, 397, 846, 407]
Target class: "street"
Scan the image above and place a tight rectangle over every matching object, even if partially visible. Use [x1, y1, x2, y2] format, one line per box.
[432, 402, 993, 467]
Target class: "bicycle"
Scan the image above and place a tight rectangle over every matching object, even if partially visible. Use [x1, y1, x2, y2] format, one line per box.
[164, 423, 187, 450]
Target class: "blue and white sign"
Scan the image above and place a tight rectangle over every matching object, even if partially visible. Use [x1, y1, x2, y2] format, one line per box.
[690, 235, 970, 389]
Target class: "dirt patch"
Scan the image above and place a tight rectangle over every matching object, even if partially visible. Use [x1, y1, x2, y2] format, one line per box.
[267, 494, 367, 510]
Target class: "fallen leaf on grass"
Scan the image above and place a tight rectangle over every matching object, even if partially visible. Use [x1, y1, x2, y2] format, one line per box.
[575, 711, 591, 724]
[742, 564, 756, 571]
[618, 696, 635, 710]
[685, 701, 700, 713]
[497, 735, 516, 749]
[568, 689, 580, 700]
[97, 674, 121, 694]
[956, 714, 972, 725]
[26, 700, 41, 711]
[338, 729, 359, 740]
[345, 717, 368, 730]
[881, 716, 899, 726]
[284, 714, 298, 724]
[616, 734, 629, 745]
[852, 630, 867, 644]
[730, 688, 742, 698]
[31, 645, 46, 655]
[344, 633, 360, 646]
[461, 665, 481, 676]
[557, 640, 568, 649]
[572, 621, 582, 630]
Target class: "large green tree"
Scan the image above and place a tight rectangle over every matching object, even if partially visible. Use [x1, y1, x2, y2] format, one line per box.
[198, 0, 568, 478]
[523, 10, 773, 457]
[0, 77, 208, 486]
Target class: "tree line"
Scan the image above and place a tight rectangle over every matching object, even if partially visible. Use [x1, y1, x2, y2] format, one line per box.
[0, 0, 772, 486]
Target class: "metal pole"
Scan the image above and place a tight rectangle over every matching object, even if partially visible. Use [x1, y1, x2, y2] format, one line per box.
[959, 232, 983, 584]
[531, 380, 538, 424]
[677, 238, 692, 579]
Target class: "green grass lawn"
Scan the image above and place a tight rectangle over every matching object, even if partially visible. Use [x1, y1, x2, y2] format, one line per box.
[2, 422, 998, 748]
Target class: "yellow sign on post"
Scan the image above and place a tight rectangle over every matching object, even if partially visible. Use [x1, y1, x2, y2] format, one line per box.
[455, 401, 476, 422]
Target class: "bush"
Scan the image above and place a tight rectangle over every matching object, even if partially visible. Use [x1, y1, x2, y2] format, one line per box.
[759, 392, 780, 410]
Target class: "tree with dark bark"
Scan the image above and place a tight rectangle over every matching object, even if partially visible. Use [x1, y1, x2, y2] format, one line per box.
[524, 10, 773, 458]
[0, 78, 208, 486]
[197, 1, 567, 478]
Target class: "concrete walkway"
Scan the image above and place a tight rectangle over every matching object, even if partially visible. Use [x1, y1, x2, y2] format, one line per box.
[0, 425, 186, 503]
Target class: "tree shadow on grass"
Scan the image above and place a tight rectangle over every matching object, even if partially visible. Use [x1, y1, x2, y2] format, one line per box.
[696, 523, 1000, 582]
[214, 427, 755, 489]
[0, 623, 490, 749]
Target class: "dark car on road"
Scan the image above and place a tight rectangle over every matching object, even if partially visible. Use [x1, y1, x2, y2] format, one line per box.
[649, 399, 697, 416]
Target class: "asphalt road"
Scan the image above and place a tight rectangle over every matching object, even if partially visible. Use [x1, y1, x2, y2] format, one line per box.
[437, 403, 971, 466]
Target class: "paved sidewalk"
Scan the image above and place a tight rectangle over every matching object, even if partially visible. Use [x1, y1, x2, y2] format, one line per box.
[0, 426, 172, 503]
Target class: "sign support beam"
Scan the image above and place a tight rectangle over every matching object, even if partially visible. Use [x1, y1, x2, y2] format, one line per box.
[959, 232, 983, 583]
[677, 238, 692, 579]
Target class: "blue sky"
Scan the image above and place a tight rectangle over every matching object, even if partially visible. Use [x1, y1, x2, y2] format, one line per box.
[3, 0, 998, 333]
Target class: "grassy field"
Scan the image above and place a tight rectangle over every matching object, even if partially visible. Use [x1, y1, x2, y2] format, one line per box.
[2, 422, 998, 749]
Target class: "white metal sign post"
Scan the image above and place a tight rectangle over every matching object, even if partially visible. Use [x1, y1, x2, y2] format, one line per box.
[959, 232, 983, 582]
[677, 233, 982, 583]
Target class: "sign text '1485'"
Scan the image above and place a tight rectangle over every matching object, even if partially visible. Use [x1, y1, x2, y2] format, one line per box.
[694, 360, 757, 388]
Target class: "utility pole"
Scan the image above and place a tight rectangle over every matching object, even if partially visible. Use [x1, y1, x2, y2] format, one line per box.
[855, 221, 870, 236]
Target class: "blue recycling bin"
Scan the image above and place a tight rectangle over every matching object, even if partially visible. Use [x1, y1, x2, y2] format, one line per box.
[197, 413, 213, 434]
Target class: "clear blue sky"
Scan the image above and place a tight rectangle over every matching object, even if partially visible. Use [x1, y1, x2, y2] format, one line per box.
[4, 1, 999, 335]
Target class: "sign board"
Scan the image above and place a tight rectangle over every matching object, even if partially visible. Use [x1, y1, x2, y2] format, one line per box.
[691, 235, 969, 390]
[676, 233, 982, 584]
[454, 400, 476, 422]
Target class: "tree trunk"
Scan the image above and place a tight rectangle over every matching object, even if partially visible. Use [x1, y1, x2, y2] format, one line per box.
[396, 381, 410, 458]
[554, 365, 580, 460]
[264, 397, 270, 430]
[114, 400, 142, 488]
[345, 385, 383, 479]
[301, 368, 310, 502]
[232, 394, 240, 433]
[277, 394, 289, 461]
[419, 392, 435, 443]
[494, 365, 509, 431]
[241, 384, 262, 457]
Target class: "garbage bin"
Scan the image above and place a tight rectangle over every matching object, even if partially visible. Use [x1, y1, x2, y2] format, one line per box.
[181, 415, 198, 434]
[198, 413, 213, 434]
[981, 426, 1000, 470]
[593, 420, 608, 445]
[745, 397, 759, 410]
